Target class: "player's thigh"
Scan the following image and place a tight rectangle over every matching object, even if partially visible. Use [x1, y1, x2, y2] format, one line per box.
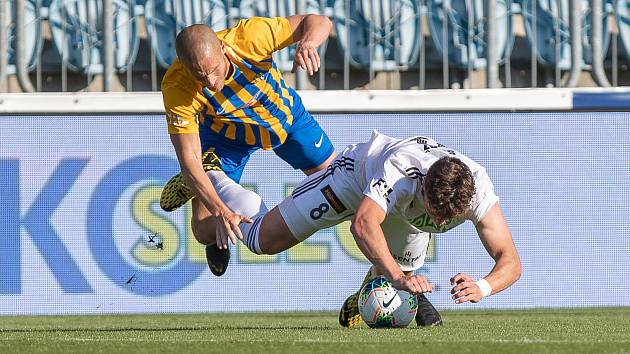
[381, 218, 432, 272]
[190, 198, 217, 245]
[276, 168, 355, 243]
[273, 110, 335, 174]
[256, 206, 301, 254]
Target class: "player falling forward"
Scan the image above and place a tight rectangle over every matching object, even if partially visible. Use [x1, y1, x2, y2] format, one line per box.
[161, 131, 522, 327]
[160, 15, 336, 276]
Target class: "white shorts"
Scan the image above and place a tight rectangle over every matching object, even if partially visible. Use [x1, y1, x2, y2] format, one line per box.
[277, 162, 431, 271]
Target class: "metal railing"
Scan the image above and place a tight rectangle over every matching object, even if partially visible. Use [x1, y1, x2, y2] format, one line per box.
[0, 0, 624, 93]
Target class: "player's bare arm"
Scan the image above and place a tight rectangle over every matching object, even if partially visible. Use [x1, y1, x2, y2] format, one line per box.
[351, 197, 433, 296]
[451, 202, 521, 304]
[169, 133, 252, 249]
[286, 14, 333, 75]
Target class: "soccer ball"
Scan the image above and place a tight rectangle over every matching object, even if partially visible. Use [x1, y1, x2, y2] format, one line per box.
[358, 276, 418, 328]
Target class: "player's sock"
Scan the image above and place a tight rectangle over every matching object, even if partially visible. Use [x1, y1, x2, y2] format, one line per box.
[207, 170, 268, 255]
[415, 293, 443, 327]
[339, 269, 374, 328]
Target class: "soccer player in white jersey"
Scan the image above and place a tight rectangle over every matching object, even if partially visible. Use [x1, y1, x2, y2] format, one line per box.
[161, 131, 521, 327]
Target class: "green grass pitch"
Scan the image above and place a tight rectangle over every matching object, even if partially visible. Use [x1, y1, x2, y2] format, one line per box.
[1, 308, 629, 354]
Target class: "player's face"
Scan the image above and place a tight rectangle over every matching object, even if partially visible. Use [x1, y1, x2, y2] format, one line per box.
[189, 49, 230, 91]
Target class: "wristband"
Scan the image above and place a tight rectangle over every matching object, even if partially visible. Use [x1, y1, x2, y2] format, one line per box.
[475, 278, 493, 298]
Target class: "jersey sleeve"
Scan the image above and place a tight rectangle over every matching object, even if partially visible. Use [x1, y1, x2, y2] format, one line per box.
[363, 159, 415, 215]
[161, 64, 205, 135]
[468, 169, 500, 224]
[228, 17, 294, 61]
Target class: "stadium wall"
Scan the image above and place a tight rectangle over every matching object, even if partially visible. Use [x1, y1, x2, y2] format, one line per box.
[1, 89, 629, 315]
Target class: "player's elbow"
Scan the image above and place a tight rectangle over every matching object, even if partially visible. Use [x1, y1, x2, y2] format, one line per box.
[321, 16, 333, 33]
[305, 14, 332, 33]
[513, 253, 523, 282]
[502, 250, 522, 284]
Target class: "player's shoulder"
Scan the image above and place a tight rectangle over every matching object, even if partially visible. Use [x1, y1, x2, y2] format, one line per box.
[161, 59, 199, 96]
[217, 16, 290, 43]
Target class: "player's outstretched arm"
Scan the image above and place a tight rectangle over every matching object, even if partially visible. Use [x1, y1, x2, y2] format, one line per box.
[286, 14, 333, 75]
[451, 202, 522, 304]
[351, 197, 433, 295]
[169, 133, 252, 249]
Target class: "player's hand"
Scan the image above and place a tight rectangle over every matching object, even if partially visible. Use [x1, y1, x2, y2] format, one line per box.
[291, 41, 320, 76]
[214, 210, 252, 250]
[391, 274, 433, 295]
[450, 273, 483, 304]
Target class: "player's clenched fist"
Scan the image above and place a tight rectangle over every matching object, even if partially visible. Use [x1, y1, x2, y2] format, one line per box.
[391, 274, 433, 295]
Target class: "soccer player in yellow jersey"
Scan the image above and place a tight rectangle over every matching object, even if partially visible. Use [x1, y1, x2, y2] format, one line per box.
[160, 15, 336, 276]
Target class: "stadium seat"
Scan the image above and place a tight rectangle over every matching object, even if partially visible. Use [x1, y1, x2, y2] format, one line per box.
[615, 0, 630, 61]
[48, 0, 139, 74]
[5, 0, 44, 74]
[238, 0, 324, 72]
[521, 0, 610, 69]
[144, 0, 230, 68]
[427, 0, 514, 70]
[332, 0, 421, 71]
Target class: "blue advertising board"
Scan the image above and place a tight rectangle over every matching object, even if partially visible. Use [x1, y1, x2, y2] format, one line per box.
[1, 112, 629, 314]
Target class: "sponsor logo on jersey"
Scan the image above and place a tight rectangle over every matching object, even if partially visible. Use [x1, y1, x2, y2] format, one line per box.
[391, 251, 421, 264]
[166, 113, 189, 127]
[408, 213, 454, 233]
[372, 178, 393, 203]
[320, 185, 347, 214]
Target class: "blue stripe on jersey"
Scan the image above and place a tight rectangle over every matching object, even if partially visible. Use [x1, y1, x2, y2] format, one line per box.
[219, 83, 280, 147]
[202, 87, 224, 115]
[232, 70, 290, 121]
[231, 119, 244, 143]
[263, 70, 293, 117]
[230, 73, 285, 146]
[239, 57, 266, 75]
[250, 120, 262, 146]
[202, 87, 245, 143]
[218, 122, 228, 136]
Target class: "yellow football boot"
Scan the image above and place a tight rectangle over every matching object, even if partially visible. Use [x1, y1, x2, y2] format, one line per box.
[338, 291, 362, 328]
[160, 149, 222, 212]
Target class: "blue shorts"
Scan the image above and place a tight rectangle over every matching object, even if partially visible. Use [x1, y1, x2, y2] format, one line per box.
[200, 95, 334, 183]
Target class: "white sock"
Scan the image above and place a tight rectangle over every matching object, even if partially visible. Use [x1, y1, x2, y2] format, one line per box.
[207, 171, 267, 253]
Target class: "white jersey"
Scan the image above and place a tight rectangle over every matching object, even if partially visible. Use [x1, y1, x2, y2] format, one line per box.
[335, 131, 499, 233]
[278, 131, 499, 270]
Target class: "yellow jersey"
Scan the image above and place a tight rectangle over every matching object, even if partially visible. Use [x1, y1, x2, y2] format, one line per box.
[162, 17, 299, 150]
